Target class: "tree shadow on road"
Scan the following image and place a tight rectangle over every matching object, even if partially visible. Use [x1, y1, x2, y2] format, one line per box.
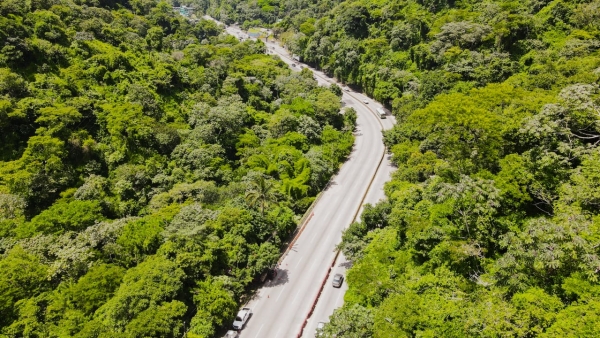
[386, 153, 398, 168]
[338, 261, 353, 269]
[263, 268, 289, 288]
[324, 181, 338, 191]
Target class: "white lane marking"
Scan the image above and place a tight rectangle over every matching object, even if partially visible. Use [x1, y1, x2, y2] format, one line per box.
[292, 289, 302, 304]
[276, 285, 287, 302]
[253, 324, 264, 338]
[309, 231, 319, 244]
[294, 256, 304, 269]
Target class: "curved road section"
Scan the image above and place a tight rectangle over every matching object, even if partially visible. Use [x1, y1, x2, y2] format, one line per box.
[210, 19, 396, 338]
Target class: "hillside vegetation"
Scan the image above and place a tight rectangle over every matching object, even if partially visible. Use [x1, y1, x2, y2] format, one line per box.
[0, 0, 355, 336]
[216, 0, 600, 336]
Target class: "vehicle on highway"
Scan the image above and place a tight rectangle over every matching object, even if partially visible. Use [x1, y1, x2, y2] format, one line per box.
[332, 273, 344, 288]
[316, 322, 326, 337]
[377, 107, 386, 119]
[267, 268, 278, 280]
[223, 330, 239, 338]
[291, 63, 297, 67]
[232, 308, 252, 330]
[258, 267, 278, 282]
[363, 98, 369, 104]
[343, 86, 350, 92]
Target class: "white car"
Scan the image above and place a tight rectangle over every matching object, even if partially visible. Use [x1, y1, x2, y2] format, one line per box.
[232, 308, 252, 330]
[224, 331, 239, 338]
[332, 273, 344, 287]
[343, 86, 350, 92]
[363, 99, 369, 104]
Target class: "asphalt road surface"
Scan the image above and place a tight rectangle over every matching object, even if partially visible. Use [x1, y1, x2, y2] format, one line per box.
[208, 18, 396, 337]
[302, 148, 395, 338]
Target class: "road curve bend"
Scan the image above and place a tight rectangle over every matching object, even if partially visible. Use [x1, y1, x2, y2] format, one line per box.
[210, 19, 396, 338]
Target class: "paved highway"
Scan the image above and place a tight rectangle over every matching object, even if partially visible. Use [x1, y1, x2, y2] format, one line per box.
[302, 150, 395, 338]
[208, 18, 396, 337]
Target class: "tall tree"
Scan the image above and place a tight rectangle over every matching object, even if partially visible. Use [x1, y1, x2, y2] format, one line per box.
[245, 174, 278, 216]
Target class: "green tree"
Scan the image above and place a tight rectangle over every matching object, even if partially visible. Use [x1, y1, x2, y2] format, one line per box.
[0, 136, 71, 210]
[189, 278, 237, 335]
[542, 299, 600, 337]
[18, 200, 104, 237]
[322, 304, 374, 338]
[245, 174, 278, 216]
[124, 301, 186, 338]
[0, 246, 49, 326]
[511, 288, 563, 336]
[94, 256, 185, 331]
[0, 193, 26, 237]
[57, 264, 126, 316]
[314, 90, 342, 126]
[146, 26, 163, 50]
[116, 216, 167, 265]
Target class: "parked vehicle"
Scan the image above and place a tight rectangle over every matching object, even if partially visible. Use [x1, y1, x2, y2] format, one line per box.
[316, 322, 326, 337]
[267, 268, 278, 280]
[224, 330, 239, 338]
[232, 308, 252, 330]
[332, 273, 344, 288]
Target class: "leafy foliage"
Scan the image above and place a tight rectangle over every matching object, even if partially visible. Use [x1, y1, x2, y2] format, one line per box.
[234, 0, 600, 336]
[0, 0, 355, 335]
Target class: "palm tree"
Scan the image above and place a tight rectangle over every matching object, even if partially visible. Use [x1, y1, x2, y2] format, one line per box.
[245, 175, 278, 216]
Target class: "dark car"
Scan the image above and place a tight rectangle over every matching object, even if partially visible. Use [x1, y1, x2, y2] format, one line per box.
[267, 268, 278, 280]
[332, 273, 344, 288]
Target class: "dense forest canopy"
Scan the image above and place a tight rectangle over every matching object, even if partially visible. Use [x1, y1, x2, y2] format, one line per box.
[0, 0, 356, 336]
[205, 0, 344, 30]
[216, 0, 600, 336]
